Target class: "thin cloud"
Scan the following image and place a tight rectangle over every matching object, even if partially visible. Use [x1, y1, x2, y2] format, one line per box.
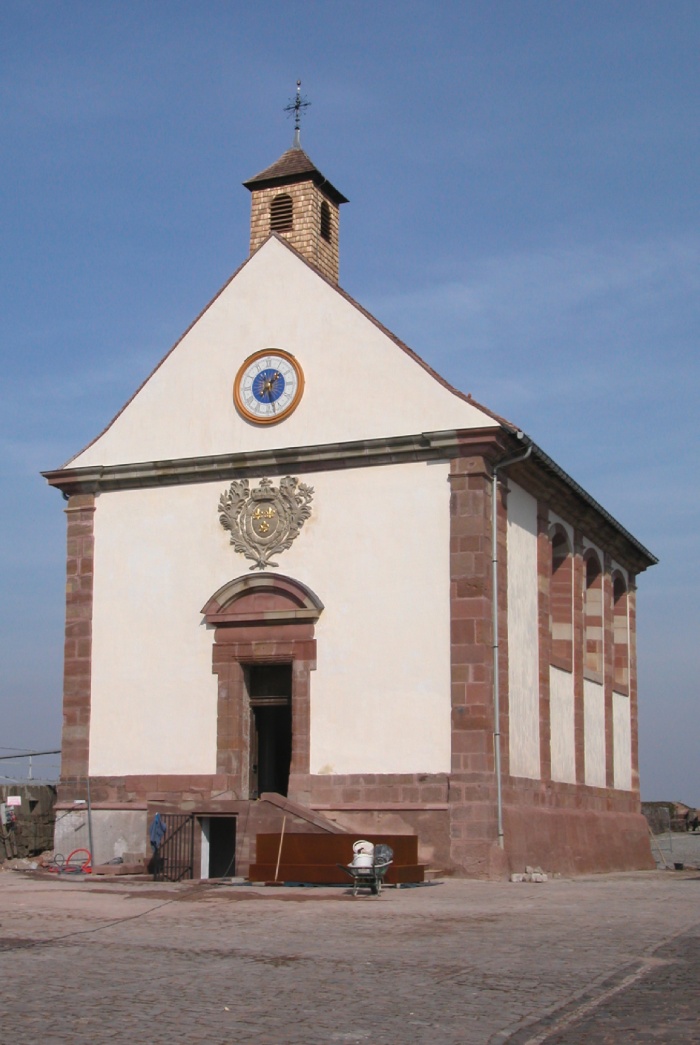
[369, 234, 699, 354]
[362, 234, 699, 426]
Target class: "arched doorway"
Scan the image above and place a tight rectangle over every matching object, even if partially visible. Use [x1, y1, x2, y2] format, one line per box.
[201, 574, 324, 802]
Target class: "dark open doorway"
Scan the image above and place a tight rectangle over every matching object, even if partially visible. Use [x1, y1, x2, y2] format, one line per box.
[247, 663, 292, 798]
[208, 816, 237, 879]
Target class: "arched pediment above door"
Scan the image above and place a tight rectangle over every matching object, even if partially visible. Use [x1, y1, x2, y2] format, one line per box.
[201, 573, 324, 626]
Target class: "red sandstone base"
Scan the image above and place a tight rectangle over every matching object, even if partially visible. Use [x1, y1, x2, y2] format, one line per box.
[56, 772, 655, 881]
[503, 805, 656, 875]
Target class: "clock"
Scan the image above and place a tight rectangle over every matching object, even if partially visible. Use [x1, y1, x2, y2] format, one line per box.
[233, 349, 304, 425]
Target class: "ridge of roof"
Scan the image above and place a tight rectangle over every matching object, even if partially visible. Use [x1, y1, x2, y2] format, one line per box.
[243, 147, 349, 205]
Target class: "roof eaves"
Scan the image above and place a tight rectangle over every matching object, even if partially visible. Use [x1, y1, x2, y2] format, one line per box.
[518, 436, 658, 567]
[243, 149, 348, 205]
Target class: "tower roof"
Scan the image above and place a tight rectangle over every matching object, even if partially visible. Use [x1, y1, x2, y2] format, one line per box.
[243, 147, 348, 205]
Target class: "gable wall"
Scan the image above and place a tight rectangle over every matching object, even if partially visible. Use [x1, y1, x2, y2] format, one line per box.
[69, 239, 496, 469]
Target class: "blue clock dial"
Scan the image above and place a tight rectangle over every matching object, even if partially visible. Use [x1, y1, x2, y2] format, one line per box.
[252, 368, 285, 403]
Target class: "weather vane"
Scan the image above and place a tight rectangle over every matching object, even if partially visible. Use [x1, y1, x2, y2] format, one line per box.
[284, 80, 310, 147]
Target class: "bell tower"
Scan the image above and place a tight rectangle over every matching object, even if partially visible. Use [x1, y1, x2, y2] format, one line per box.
[243, 83, 348, 284]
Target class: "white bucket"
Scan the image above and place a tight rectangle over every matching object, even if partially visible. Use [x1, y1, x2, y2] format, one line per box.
[351, 852, 374, 869]
[352, 840, 374, 856]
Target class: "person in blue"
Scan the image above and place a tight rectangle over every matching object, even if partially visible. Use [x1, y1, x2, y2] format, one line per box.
[149, 813, 167, 875]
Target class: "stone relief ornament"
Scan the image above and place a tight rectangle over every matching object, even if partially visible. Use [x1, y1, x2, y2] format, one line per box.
[218, 476, 314, 570]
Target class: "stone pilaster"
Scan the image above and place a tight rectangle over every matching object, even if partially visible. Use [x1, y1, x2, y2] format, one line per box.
[448, 455, 506, 877]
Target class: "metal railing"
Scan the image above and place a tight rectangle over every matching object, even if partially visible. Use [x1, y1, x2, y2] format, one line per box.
[153, 814, 195, 882]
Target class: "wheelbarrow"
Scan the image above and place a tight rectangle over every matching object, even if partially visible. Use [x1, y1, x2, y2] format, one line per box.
[338, 841, 394, 896]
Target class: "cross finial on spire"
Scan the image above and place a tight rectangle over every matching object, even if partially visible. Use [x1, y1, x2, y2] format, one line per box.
[283, 79, 311, 148]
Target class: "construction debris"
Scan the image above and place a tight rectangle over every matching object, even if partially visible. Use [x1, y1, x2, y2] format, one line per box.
[510, 866, 549, 883]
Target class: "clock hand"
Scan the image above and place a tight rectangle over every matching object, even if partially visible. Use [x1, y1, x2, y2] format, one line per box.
[266, 372, 281, 401]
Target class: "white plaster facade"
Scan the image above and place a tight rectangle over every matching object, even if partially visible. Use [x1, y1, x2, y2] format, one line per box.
[584, 678, 606, 787]
[613, 692, 632, 791]
[507, 481, 541, 780]
[88, 461, 453, 778]
[549, 665, 576, 784]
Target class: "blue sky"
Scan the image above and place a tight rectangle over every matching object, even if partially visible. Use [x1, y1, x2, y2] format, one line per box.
[1, 1, 698, 799]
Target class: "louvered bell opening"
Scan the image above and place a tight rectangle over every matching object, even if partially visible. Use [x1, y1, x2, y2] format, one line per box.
[320, 200, 331, 242]
[270, 193, 293, 232]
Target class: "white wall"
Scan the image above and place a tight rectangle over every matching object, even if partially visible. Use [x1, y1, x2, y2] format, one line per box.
[70, 238, 496, 469]
[54, 810, 146, 865]
[584, 678, 606, 787]
[613, 692, 632, 791]
[550, 666, 576, 783]
[507, 482, 541, 780]
[88, 460, 453, 777]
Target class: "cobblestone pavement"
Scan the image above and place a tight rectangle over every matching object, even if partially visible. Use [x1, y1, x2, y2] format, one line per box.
[2, 869, 700, 1044]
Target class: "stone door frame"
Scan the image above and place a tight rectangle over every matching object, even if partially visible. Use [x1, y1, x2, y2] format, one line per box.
[201, 574, 323, 803]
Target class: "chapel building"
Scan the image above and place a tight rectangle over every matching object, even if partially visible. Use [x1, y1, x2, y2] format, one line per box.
[44, 134, 657, 879]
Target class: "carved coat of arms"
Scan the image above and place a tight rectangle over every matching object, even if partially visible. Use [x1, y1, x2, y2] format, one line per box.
[218, 476, 314, 570]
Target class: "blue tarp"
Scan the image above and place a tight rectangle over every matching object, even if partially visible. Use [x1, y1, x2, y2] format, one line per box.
[149, 812, 167, 851]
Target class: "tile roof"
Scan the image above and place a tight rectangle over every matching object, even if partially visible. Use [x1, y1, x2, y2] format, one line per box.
[243, 147, 348, 204]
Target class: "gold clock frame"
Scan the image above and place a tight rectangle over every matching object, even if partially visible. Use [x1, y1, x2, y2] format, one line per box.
[233, 348, 305, 425]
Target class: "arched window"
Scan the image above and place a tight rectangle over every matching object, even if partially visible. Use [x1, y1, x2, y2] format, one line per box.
[612, 573, 629, 691]
[320, 200, 331, 242]
[584, 551, 603, 676]
[550, 526, 573, 669]
[270, 193, 293, 232]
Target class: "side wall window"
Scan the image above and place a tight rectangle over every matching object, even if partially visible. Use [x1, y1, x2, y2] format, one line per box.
[584, 551, 603, 676]
[550, 526, 573, 670]
[270, 193, 293, 232]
